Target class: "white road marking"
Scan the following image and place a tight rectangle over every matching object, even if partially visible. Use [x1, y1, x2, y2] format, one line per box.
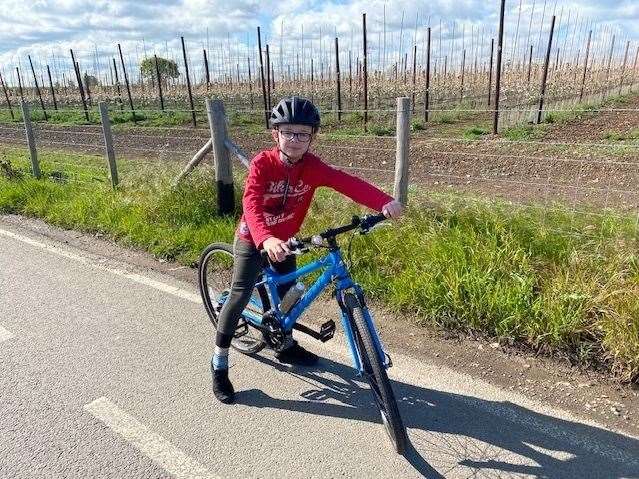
[0, 228, 200, 303]
[0, 325, 15, 342]
[84, 397, 220, 479]
[3, 225, 639, 467]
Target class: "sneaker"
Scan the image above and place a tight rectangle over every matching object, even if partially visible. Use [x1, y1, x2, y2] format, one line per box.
[275, 341, 319, 366]
[211, 368, 235, 404]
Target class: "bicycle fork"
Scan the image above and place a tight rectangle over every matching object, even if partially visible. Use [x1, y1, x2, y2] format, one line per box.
[337, 289, 392, 375]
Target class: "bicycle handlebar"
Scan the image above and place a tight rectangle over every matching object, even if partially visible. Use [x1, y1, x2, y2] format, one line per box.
[259, 213, 388, 260]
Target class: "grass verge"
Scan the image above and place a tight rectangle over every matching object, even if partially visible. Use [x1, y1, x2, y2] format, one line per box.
[1, 145, 638, 382]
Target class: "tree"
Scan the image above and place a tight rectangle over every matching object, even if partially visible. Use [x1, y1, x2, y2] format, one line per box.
[140, 56, 179, 82]
[83, 73, 99, 87]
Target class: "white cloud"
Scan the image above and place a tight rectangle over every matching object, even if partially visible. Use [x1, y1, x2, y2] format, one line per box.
[0, 0, 637, 86]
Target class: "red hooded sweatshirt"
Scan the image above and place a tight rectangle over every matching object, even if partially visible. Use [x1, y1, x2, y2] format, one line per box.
[237, 147, 394, 247]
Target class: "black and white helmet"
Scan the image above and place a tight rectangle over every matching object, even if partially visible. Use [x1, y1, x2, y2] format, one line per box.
[270, 96, 320, 130]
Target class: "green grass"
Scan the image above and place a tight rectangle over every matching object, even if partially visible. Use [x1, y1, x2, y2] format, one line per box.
[0, 106, 208, 129]
[2, 145, 639, 382]
[463, 126, 490, 140]
[501, 92, 639, 141]
[603, 128, 639, 142]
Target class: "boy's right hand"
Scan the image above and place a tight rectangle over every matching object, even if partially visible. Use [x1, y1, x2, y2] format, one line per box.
[262, 237, 291, 263]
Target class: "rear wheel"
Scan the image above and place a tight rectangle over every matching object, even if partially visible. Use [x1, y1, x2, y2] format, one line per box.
[345, 293, 407, 454]
[197, 242, 268, 354]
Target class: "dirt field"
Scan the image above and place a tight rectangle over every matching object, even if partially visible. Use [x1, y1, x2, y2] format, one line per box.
[1, 95, 638, 212]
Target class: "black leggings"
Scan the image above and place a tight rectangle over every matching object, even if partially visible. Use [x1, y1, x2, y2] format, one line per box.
[215, 237, 296, 346]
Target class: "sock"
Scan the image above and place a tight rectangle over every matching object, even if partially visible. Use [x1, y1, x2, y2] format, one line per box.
[212, 345, 229, 371]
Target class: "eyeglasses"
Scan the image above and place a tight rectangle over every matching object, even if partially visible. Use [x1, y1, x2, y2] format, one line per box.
[279, 130, 312, 142]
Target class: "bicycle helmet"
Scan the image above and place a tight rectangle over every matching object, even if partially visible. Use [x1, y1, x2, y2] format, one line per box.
[270, 96, 320, 131]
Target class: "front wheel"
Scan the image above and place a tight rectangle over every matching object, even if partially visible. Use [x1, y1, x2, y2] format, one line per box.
[345, 293, 407, 454]
[197, 242, 268, 354]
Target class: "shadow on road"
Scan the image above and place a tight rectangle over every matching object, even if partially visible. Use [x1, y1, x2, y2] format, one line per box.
[234, 353, 639, 478]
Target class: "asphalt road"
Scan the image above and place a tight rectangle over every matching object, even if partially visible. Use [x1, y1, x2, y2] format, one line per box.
[1, 220, 638, 479]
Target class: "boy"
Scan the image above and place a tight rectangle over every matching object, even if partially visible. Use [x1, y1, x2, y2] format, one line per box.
[212, 96, 403, 403]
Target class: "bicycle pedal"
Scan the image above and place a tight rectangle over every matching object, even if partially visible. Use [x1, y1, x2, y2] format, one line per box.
[319, 320, 335, 342]
[233, 318, 249, 339]
[384, 352, 393, 368]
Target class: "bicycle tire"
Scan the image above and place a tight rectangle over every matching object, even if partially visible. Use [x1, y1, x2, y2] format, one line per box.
[197, 242, 268, 354]
[345, 293, 407, 454]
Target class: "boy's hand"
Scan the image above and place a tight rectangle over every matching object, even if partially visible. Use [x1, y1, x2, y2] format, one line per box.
[263, 237, 291, 262]
[382, 200, 404, 219]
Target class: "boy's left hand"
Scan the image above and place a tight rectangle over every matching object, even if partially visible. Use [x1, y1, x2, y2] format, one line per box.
[382, 200, 404, 219]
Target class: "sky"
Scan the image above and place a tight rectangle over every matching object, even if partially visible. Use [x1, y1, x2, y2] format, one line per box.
[0, 0, 637, 86]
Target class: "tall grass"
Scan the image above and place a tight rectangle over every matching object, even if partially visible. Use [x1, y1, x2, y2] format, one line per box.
[1, 145, 638, 381]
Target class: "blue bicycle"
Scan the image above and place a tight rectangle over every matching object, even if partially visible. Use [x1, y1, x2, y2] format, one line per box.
[197, 214, 407, 454]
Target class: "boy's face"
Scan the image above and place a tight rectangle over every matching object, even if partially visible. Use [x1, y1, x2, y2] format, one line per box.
[272, 124, 314, 161]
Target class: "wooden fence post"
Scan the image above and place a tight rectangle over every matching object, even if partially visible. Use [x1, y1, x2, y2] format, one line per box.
[393, 97, 410, 206]
[206, 99, 235, 215]
[21, 102, 40, 179]
[98, 102, 119, 188]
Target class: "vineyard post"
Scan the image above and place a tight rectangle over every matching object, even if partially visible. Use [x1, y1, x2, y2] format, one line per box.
[335, 37, 342, 123]
[117, 44, 137, 122]
[206, 99, 235, 216]
[257, 26, 269, 129]
[69, 50, 89, 121]
[527, 45, 533, 83]
[266, 44, 272, 111]
[20, 101, 40, 179]
[98, 102, 119, 188]
[203, 49, 210, 90]
[460, 49, 466, 103]
[46, 65, 58, 110]
[181, 36, 197, 127]
[362, 13, 368, 132]
[487, 38, 494, 106]
[154, 54, 164, 111]
[536, 15, 556, 124]
[310, 58, 315, 103]
[247, 57, 254, 108]
[83, 69, 92, 106]
[493, 0, 506, 134]
[393, 97, 410, 206]
[16, 67, 25, 102]
[0, 71, 14, 119]
[348, 51, 352, 106]
[424, 27, 431, 122]
[618, 40, 630, 96]
[411, 44, 417, 114]
[27, 56, 47, 120]
[579, 30, 592, 102]
[631, 46, 639, 93]
[112, 58, 124, 111]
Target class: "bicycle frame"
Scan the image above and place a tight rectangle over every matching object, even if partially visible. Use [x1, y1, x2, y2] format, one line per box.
[251, 248, 391, 373]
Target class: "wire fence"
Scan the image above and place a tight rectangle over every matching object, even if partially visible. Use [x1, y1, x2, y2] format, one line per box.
[1, 95, 638, 239]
